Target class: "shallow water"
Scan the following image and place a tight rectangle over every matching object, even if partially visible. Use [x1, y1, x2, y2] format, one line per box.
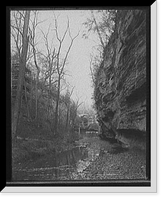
[13, 144, 92, 180]
[12, 134, 146, 181]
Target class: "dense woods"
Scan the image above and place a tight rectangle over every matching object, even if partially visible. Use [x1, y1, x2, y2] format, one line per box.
[11, 11, 83, 141]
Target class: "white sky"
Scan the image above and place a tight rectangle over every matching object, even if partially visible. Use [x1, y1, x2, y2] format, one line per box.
[12, 10, 101, 109]
[36, 10, 99, 109]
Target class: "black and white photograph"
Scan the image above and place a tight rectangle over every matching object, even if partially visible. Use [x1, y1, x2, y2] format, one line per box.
[5, 4, 157, 192]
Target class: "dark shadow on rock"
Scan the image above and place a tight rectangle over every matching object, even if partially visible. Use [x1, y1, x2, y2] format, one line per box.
[117, 129, 146, 139]
[108, 138, 119, 144]
[98, 134, 117, 142]
[110, 146, 129, 154]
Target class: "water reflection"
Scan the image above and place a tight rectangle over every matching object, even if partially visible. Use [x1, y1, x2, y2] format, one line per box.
[55, 146, 88, 167]
[13, 136, 105, 180]
[55, 146, 89, 179]
[13, 146, 89, 180]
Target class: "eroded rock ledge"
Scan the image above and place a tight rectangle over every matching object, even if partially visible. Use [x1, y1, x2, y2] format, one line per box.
[94, 10, 147, 148]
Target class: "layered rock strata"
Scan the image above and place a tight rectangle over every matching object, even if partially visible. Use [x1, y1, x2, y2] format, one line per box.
[94, 10, 147, 149]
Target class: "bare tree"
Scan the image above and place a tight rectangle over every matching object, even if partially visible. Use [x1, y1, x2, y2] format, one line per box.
[53, 16, 79, 135]
[63, 86, 75, 130]
[39, 24, 57, 121]
[29, 11, 47, 123]
[91, 10, 105, 48]
[69, 97, 83, 128]
[12, 11, 30, 137]
[83, 10, 116, 49]
[11, 11, 33, 63]
[11, 11, 24, 60]
[89, 55, 95, 84]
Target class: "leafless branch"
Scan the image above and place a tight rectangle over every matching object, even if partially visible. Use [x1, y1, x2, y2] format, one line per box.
[60, 28, 79, 75]
[39, 24, 52, 59]
[77, 101, 83, 109]
[70, 86, 75, 97]
[60, 84, 68, 92]
[17, 10, 25, 20]
[53, 15, 60, 41]
[89, 56, 95, 83]
[53, 14, 69, 43]
[91, 10, 105, 48]
[11, 24, 23, 37]
[11, 31, 21, 58]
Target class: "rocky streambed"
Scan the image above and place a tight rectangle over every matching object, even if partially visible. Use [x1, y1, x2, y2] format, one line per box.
[12, 134, 147, 181]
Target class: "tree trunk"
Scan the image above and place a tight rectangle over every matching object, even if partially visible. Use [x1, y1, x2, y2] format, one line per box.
[91, 11, 105, 48]
[66, 107, 69, 129]
[34, 69, 40, 124]
[12, 11, 30, 138]
[54, 77, 60, 135]
[48, 63, 52, 119]
[24, 79, 30, 120]
[66, 104, 70, 130]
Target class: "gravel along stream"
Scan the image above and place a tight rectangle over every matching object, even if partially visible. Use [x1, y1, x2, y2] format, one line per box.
[12, 135, 147, 181]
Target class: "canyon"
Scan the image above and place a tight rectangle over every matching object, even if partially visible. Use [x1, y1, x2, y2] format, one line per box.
[94, 10, 148, 149]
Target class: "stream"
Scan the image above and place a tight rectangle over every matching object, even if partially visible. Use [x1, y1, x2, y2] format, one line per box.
[12, 134, 147, 181]
[13, 134, 101, 181]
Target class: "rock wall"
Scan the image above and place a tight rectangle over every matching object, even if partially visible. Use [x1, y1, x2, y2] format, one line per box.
[94, 10, 147, 147]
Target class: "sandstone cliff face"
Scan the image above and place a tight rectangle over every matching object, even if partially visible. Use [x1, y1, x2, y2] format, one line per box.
[94, 10, 147, 147]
